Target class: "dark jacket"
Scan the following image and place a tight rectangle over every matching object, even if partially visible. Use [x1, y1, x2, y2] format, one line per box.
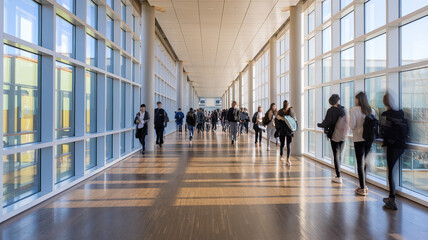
[175, 111, 185, 125]
[197, 111, 205, 123]
[227, 107, 240, 122]
[135, 111, 150, 137]
[154, 108, 167, 129]
[211, 111, 218, 123]
[186, 111, 197, 126]
[318, 106, 346, 139]
[380, 109, 408, 149]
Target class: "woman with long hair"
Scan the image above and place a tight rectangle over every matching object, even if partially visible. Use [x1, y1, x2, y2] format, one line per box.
[252, 106, 264, 146]
[349, 92, 376, 196]
[265, 103, 278, 151]
[277, 100, 297, 165]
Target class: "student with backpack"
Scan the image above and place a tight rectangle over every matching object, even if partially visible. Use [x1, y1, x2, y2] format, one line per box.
[380, 93, 408, 210]
[265, 103, 278, 151]
[227, 101, 241, 145]
[134, 104, 150, 154]
[317, 94, 348, 183]
[349, 92, 377, 196]
[186, 108, 197, 142]
[175, 108, 185, 133]
[276, 100, 297, 165]
[252, 106, 264, 146]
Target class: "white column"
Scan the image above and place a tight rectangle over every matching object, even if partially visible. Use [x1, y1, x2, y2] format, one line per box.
[248, 61, 254, 115]
[176, 61, 184, 109]
[232, 82, 236, 103]
[269, 38, 277, 104]
[141, 1, 155, 152]
[238, 72, 243, 107]
[289, 3, 303, 156]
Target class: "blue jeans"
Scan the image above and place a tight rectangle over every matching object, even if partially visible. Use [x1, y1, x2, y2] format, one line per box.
[188, 125, 194, 138]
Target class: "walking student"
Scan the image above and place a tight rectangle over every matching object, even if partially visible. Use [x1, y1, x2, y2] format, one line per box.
[227, 101, 240, 145]
[134, 104, 150, 154]
[276, 100, 297, 166]
[197, 108, 205, 133]
[349, 92, 376, 196]
[211, 110, 218, 132]
[154, 101, 168, 148]
[318, 94, 348, 183]
[265, 103, 278, 151]
[380, 93, 408, 210]
[175, 108, 185, 133]
[252, 106, 264, 146]
[186, 108, 197, 142]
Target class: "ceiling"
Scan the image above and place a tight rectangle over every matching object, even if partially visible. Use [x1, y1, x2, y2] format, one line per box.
[147, 0, 299, 97]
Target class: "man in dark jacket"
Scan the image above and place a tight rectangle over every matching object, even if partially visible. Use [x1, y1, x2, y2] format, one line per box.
[221, 109, 228, 131]
[154, 101, 168, 147]
[196, 108, 205, 133]
[186, 108, 197, 141]
[227, 101, 240, 145]
[175, 108, 185, 133]
[135, 104, 150, 154]
[211, 110, 219, 132]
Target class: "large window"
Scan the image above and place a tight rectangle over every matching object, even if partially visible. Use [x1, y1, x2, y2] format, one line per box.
[106, 77, 114, 131]
[341, 0, 352, 10]
[55, 143, 74, 184]
[276, 31, 290, 105]
[308, 11, 315, 34]
[365, 0, 386, 33]
[322, 0, 331, 23]
[322, 26, 331, 53]
[106, 47, 114, 73]
[253, 50, 270, 112]
[401, 16, 428, 66]
[121, 82, 126, 128]
[308, 37, 315, 60]
[86, 34, 97, 66]
[3, 149, 40, 206]
[365, 34, 386, 73]
[4, 0, 40, 45]
[341, 12, 354, 45]
[106, 135, 113, 161]
[322, 86, 332, 159]
[56, 16, 75, 58]
[121, 28, 126, 50]
[241, 70, 249, 108]
[3, 45, 41, 147]
[341, 82, 354, 168]
[57, 0, 75, 14]
[121, 1, 126, 22]
[107, 16, 114, 41]
[308, 89, 315, 129]
[322, 57, 331, 83]
[85, 138, 97, 170]
[401, 0, 428, 17]
[86, 71, 97, 133]
[55, 62, 75, 139]
[87, 0, 98, 30]
[308, 63, 315, 86]
[341, 47, 354, 79]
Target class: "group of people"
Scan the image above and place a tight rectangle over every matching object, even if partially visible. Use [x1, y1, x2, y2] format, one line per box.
[135, 90, 408, 211]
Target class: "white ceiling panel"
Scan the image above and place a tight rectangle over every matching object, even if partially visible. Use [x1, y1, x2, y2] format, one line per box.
[148, 0, 299, 97]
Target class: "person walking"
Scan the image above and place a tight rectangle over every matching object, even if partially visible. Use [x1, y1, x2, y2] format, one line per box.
[154, 101, 168, 148]
[227, 101, 240, 145]
[265, 103, 278, 151]
[252, 106, 264, 146]
[211, 110, 218, 132]
[380, 93, 408, 210]
[134, 104, 150, 154]
[317, 94, 348, 183]
[186, 108, 197, 142]
[243, 108, 250, 134]
[276, 100, 297, 166]
[174, 108, 185, 133]
[197, 108, 205, 133]
[349, 92, 376, 196]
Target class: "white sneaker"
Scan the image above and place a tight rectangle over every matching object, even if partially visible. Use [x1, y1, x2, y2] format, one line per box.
[267, 146, 270, 151]
[280, 156, 285, 162]
[332, 177, 342, 183]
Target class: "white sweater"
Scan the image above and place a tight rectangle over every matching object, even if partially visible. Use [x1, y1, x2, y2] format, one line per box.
[349, 106, 376, 142]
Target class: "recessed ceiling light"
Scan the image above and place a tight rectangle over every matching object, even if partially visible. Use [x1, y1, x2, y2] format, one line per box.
[155, 6, 166, 12]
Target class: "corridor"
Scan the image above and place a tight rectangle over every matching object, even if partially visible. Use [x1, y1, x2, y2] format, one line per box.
[1, 132, 427, 240]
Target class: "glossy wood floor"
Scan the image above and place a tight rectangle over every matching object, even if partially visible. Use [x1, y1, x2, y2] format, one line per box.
[1, 131, 428, 240]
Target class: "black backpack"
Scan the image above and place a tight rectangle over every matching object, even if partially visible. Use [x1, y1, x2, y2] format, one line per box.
[363, 114, 379, 142]
[262, 111, 271, 126]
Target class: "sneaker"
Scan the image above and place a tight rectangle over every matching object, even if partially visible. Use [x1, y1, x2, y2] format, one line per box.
[286, 158, 291, 166]
[331, 177, 342, 183]
[383, 198, 398, 210]
[280, 156, 285, 162]
[355, 187, 368, 196]
[267, 146, 271, 151]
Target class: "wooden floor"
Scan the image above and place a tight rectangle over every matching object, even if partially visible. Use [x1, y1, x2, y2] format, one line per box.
[1, 131, 428, 240]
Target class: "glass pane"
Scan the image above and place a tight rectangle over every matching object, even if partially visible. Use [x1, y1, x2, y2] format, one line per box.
[365, 34, 386, 73]
[322, 0, 331, 23]
[87, 0, 98, 29]
[308, 131, 315, 154]
[323, 26, 331, 53]
[402, 149, 428, 196]
[308, 11, 315, 33]
[367, 142, 386, 179]
[55, 142, 75, 184]
[121, 1, 126, 22]
[308, 37, 315, 60]
[341, 81, 355, 112]
[308, 64, 315, 86]
[3, 45, 41, 147]
[121, 55, 126, 78]
[4, 0, 40, 45]
[57, 0, 75, 13]
[365, 75, 387, 117]
[365, 0, 386, 33]
[86, 71, 97, 133]
[106, 0, 113, 9]
[86, 34, 97, 66]
[106, 47, 114, 73]
[343, 138, 355, 168]
[341, 47, 354, 79]
[323, 136, 332, 160]
[341, 0, 352, 9]
[85, 138, 97, 170]
[308, 89, 315, 128]
[55, 62, 75, 139]
[3, 149, 40, 206]
[121, 82, 126, 128]
[56, 16, 75, 58]
[322, 57, 331, 83]
[107, 16, 114, 41]
[120, 132, 125, 154]
[401, 68, 428, 145]
[106, 135, 113, 161]
[401, 16, 428, 65]
[106, 77, 113, 131]
[121, 29, 126, 50]
[401, 0, 428, 17]
[322, 86, 332, 119]
[341, 12, 354, 45]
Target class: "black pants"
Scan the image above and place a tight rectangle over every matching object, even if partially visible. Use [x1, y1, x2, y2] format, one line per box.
[354, 141, 373, 189]
[155, 127, 164, 145]
[244, 122, 249, 133]
[255, 127, 262, 143]
[387, 147, 405, 198]
[137, 128, 146, 151]
[212, 121, 217, 131]
[331, 140, 344, 177]
[279, 134, 292, 158]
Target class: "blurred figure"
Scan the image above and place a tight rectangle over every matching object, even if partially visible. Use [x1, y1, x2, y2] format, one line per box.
[252, 106, 264, 146]
[211, 110, 219, 132]
[265, 103, 278, 151]
[175, 108, 185, 133]
[197, 108, 205, 133]
[186, 108, 197, 142]
[276, 100, 297, 165]
[227, 101, 240, 145]
[134, 104, 150, 154]
[154, 101, 168, 148]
